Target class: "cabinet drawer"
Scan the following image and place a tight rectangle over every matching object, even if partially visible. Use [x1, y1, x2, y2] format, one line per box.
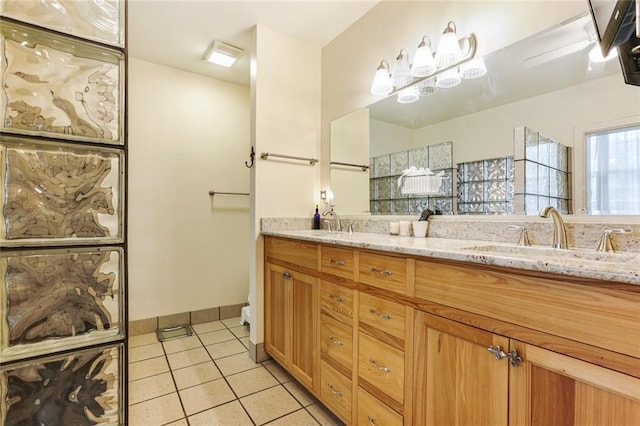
[357, 387, 403, 426]
[358, 332, 404, 404]
[320, 360, 352, 424]
[320, 281, 354, 324]
[265, 236, 317, 270]
[321, 313, 353, 371]
[321, 245, 355, 280]
[359, 293, 406, 341]
[359, 252, 407, 294]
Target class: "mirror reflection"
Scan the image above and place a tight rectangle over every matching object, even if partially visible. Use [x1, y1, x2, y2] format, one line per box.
[330, 13, 640, 215]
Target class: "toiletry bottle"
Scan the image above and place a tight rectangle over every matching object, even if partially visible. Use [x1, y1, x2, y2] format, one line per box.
[313, 205, 321, 229]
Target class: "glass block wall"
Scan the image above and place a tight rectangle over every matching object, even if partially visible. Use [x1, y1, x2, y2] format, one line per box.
[370, 141, 455, 214]
[513, 127, 572, 214]
[457, 157, 515, 214]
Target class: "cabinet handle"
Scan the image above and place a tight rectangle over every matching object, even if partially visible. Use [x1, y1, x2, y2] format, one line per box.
[329, 294, 344, 303]
[369, 309, 392, 320]
[369, 358, 390, 373]
[488, 345, 523, 367]
[328, 335, 344, 346]
[282, 271, 291, 279]
[327, 383, 343, 397]
[329, 259, 345, 266]
[370, 267, 393, 275]
[368, 415, 376, 426]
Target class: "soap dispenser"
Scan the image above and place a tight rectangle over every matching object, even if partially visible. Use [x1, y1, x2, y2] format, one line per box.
[313, 205, 321, 229]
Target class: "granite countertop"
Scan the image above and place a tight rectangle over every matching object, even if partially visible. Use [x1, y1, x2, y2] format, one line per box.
[262, 230, 640, 285]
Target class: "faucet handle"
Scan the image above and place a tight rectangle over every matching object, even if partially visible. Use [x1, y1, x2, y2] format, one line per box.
[325, 221, 333, 232]
[508, 225, 531, 246]
[596, 229, 630, 252]
[348, 223, 354, 234]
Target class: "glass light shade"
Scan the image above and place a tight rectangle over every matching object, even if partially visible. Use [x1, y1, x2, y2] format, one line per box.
[436, 67, 461, 88]
[370, 60, 393, 95]
[435, 21, 463, 68]
[391, 49, 412, 88]
[588, 44, 618, 63]
[415, 78, 438, 96]
[411, 37, 437, 77]
[460, 57, 487, 79]
[397, 87, 419, 104]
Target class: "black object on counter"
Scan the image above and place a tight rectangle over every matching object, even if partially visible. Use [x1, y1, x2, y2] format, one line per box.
[313, 205, 321, 229]
[418, 208, 435, 221]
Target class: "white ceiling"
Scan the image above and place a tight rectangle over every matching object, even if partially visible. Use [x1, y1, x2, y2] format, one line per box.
[128, 0, 379, 86]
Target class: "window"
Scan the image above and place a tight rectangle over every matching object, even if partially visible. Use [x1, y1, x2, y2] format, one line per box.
[586, 125, 640, 215]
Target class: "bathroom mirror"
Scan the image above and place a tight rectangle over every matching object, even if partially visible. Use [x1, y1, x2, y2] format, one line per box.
[330, 13, 639, 215]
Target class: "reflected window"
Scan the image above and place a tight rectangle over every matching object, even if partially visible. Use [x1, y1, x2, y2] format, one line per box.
[586, 125, 640, 214]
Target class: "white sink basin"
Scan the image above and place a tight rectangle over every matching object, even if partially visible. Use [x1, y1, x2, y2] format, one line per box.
[462, 244, 637, 263]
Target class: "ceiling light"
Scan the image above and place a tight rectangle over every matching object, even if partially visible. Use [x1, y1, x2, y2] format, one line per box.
[370, 60, 393, 95]
[460, 57, 487, 79]
[391, 49, 412, 88]
[436, 67, 462, 88]
[415, 78, 438, 96]
[411, 36, 437, 77]
[203, 40, 243, 67]
[435, 21, 463, 68]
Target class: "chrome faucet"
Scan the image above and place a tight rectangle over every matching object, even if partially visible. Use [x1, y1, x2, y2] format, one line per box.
[539, 206, 568, 249]
[322, 206, 342, 232]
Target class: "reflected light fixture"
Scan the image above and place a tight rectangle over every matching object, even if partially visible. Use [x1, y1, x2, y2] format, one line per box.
[397, 87, 419, 104]
[203, 40, 243, 67]
[411, 36, 437, 77]
[415, 78, 438, 96]
[370, 60, 393, 95]
[460, 57, 487, 79]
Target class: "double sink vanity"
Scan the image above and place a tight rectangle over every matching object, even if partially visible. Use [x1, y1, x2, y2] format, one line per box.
[262, 216, 639, 425]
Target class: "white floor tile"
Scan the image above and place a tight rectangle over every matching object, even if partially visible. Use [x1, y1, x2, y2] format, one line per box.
[128, 372, 176, 405]
[188, 400, 253, 426]
[129, 393, 184, 425]
[129, 356, 170, 382]
[192, 320, 226, 334]
[205, 339, 247, 360]
[215, 352, 260, 376]
[179, 377, 236, 416]
[173, 361, 222, 390]
[128, 342, 164, 363]
[129, 332, 159, 348]
[198, 329, 236, 345]
[162, 335, 202, 354]
[167, 347, 211, 370]
[226, 366, 279, 397]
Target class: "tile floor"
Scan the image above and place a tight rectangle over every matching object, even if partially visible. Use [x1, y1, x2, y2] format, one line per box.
[128, 317, 343, 425]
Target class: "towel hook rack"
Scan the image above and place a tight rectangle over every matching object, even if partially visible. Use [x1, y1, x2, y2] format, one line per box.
[260, 152, 318, 165]
[245, 147, 255, 168]
[208, 190, 250, 197]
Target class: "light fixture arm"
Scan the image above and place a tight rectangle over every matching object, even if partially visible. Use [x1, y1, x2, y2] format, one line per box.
[389, 32, 477, 96]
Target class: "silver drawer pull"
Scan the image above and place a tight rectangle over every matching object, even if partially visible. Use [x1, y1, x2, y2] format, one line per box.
[329, 294, 344, 303]
[369, 358, 390, 373]
[368, 415, 376, 426]
[329, 259, 345, 266]
[370, 267, 392, 275]
[369, 309, 392, 320]
[282, 271, 291, 279]
[328, 335, 344, 346]
[327, 383, 343, 397]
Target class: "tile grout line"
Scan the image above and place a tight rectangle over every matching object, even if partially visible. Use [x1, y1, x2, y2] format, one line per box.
[159, 334, 192, 425]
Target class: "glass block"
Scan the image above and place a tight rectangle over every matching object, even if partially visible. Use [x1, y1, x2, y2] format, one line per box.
[486, 202, 508, 214]
[466, 203, 485, 214]
[408, 146, 428, 169]
[465, 160, 484, 182]
[486, 181, 507, 201]
[377, 200, 391, 214]
[369, 178, 375, 199]
[558, 171, 569, 198]
[375, 177, 391, 200]
[507, 180, 515, 200]
[1, 0, 125, 47]
[390, 176, 405, 199]
[549, 169, 559, 197]
[1, 138, 124, 247]
[506, 157, 515, 179]
[1, 21, 124, 144]
[429, 141, 453, 170]
[538, 165, 550, 196]
[373, 154, 390, 178]
[548, 197, 558, 208]
[525, 160, 538, 194]
[392, 199, 409, 214]
[409, 198, 429, 214]
[390, 151, 409, 175]
[525, 194, 539, 215]
[538, 136, 550, 166]
[456, 181, 465, 201]
[525, 127, 539, 161]
[437, 169, 453, 196]
[506, 202, 515, 214]
[548, 140, 559, 170]
[457, 203, 469, 214]
[429, 197, 453, 213]
[457, 164, 465, 182]
[370, 200, 379, 215]
[1, 343, 124, 425]
[557, 145, 569, 172]
[467, 182, 484, 203]
[1, 247, 124, 363]
[558, 199, 569, 214]
[486, 158, 508, 180]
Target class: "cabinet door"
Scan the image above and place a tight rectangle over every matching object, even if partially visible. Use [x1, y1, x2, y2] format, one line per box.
[264, 263, 290, 366]
[290, 269, 318, 390]
[510, 340, 640, 426]
[413, 311, 509, 426]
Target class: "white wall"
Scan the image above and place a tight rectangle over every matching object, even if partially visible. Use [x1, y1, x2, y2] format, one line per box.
[321, 0, 586, 188]
[250, 25, 321, 349]
[128, 58, 251, 321]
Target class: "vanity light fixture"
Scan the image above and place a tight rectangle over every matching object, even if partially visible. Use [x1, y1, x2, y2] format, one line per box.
[369, 21, 483, 104]
[203, 40, 243, 67]
[370, 60, 393, 95]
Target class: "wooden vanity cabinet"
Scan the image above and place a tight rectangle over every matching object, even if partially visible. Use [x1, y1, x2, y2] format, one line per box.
[264, 238, 319, 391]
